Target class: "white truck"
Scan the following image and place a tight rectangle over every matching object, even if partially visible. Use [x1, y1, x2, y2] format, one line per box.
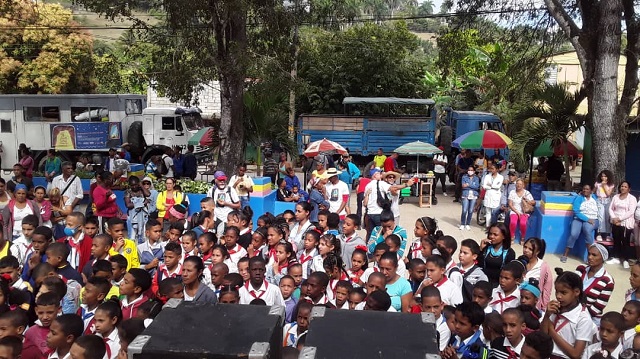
[0, 94, 214, 169]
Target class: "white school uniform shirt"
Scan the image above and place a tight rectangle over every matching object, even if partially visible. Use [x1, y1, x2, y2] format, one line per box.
[305, 294, 330, 306]
[329, 298, 350, 309]
[582, 342, 623, 359]
[10, 234, 32, 266]
[326, 274, 349, 302]
[436, 314, 451, 351]
[283, 323, 306, 347]
[48, 351, 71, 359]
[490, 287, 521, 314]
[100, 328, 121, 359]
[433, 277, 463, 306]
[549, 305, 595, 359]
[622, 327, 636, 350]
[227, 244, 247, 265]
[65, 232, 87, 270]
[239, 280, 285, 306]
[310, 255, 326, 274]
[297, 248, 318, 279]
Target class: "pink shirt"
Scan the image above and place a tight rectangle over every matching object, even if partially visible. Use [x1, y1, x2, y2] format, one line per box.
[609, 193, 637, 229]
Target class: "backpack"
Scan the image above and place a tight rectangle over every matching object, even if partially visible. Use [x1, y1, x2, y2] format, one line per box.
[159, 155, 169, 175]
[450, 265, 479, 303]
[376, 181, 391, 210]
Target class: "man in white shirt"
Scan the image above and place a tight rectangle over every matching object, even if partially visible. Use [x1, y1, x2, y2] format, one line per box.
[161, 147, 175, 178]
[51, 162, 84, 211]
[433, 149, 448, 196]
[207, 171, 240, 235]
[323, 168, 350, 220]
[363, 168, 414, 239]
[239, 257, 285, 306]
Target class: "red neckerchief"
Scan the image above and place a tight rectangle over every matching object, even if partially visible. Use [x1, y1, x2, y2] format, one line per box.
[299, 250, 314, 264]
[201, 251, 213, 263]
[278, 261, 288, 273]
[433, 276, 448, 288]
[344, 235, 357, 243]
[267, 245, 277, 261]
[490, 291, 517, 312]
[506, 346, 518, 359]
[348, 268, 363, 283]
[246, 280, 268, 299]
[228, 244, 242, 255]
[159, 263, 182, 278]
[329, 272, 349, 292]
[553, 314, 570, 332]
[103, 336, 112, 359]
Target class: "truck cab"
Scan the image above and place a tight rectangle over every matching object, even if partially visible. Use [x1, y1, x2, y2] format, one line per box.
[122, 107, 213, 163]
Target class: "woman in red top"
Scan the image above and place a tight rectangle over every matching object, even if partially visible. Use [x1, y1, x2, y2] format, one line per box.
[19, 148, 34, 178]
[93, 171, 119, 233]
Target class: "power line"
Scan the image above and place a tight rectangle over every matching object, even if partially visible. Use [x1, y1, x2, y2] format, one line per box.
[0, 6, 549, 31]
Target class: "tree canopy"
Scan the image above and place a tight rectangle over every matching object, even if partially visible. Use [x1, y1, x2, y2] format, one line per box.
[0, 0, 95, 93]
[297, 22, 429, 114]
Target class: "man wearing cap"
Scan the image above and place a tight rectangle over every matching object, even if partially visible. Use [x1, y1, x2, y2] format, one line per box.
[433, 148, 448, 196]
[122, 143, 133, 162]
[363, 168, 414, 239]
[383, 171, 402, 223]
[323, 168, 350, 220]
[207, 171, 240, 234]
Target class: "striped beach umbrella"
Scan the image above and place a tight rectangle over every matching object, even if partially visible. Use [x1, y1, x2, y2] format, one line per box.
[452, 130, 513, 149]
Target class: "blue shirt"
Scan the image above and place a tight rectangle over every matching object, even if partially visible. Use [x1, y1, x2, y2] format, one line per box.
[309, 189, 329, 223]
[284, 175, 301, 191]
[367, 225, 407, 256]
[386, 277, 412, 311]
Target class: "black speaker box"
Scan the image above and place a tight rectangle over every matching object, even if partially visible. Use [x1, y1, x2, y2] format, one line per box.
[128, 300, 284, 358]
[301, 308, 439, 359]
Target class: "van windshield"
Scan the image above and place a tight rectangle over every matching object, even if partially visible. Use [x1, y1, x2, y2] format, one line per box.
[183, 113, 204, 131]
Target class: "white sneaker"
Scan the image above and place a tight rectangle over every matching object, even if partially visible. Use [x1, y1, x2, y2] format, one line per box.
[623, 261, 630, 269]
[596, 235, 603, 241]
[606, 258, 620, 265]
[465, 225, 471, 231]
[459, 225, 465, 230]
[443, 193, 448, 197]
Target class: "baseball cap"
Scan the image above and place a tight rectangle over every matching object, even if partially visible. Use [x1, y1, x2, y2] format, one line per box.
[508, 170, 517, 176]
[214, 171, 227, 181]
[370, 168, 382, 177]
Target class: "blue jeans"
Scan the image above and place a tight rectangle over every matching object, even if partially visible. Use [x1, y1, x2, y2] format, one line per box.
[240, 196, 250, 209]
[566, 218, 599, 249]
[461, 198, 476, 225]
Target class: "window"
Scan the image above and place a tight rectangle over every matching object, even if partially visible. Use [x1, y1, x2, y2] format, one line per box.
[71, 107, 109, 122]
[0, 119, 10, 133]
[24, 107, 60, 122]
[125, 99, 143, 115]
[161, 117, 175, 130]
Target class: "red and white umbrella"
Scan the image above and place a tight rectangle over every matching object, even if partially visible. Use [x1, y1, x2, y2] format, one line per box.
[303, 138, 348, 157]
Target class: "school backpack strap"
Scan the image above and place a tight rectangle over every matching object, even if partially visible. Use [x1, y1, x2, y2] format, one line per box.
[226, 187, 238, 204]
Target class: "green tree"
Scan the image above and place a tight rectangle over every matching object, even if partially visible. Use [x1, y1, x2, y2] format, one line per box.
[0, 0, 95, 93]
[447, 0, 640, 185]
[513, 84, 586, 190]
[297, 22, 428, 114]
[75, 0, 293, 175]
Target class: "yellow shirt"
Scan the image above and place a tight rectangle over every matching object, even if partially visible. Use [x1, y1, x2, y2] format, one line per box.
[374, 155, 387, 168]
[109, 238, 140, 271]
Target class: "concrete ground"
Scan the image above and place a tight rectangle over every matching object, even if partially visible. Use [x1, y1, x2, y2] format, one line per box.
[355, 182, 630, 314]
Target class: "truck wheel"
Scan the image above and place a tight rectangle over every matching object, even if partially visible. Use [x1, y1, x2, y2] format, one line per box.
[127, 121, 146, 159]
[141, 146, 167, 165]
[439, 125, 453, 155]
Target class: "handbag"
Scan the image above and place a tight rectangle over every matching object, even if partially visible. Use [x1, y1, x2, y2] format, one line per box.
[521, 194, 534, 214]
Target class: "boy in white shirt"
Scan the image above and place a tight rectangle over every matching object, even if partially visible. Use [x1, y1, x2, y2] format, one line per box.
[417, 255, 463, 306]
[420, 286, 451, 351]
[582, 312, 624, 359]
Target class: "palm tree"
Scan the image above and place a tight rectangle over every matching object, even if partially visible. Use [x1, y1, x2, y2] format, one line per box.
[243, 88, 296, 176]
[513, 84, 586, 190]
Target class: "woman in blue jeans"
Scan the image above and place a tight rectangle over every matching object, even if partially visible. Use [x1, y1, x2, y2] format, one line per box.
[561, 184, 599, 262]
[460, 166, 480, 230]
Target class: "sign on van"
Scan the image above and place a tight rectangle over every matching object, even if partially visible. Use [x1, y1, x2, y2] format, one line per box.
[50, 122, 123, 150]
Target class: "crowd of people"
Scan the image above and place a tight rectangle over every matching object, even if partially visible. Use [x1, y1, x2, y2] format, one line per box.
[0, 144, 636, 359]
